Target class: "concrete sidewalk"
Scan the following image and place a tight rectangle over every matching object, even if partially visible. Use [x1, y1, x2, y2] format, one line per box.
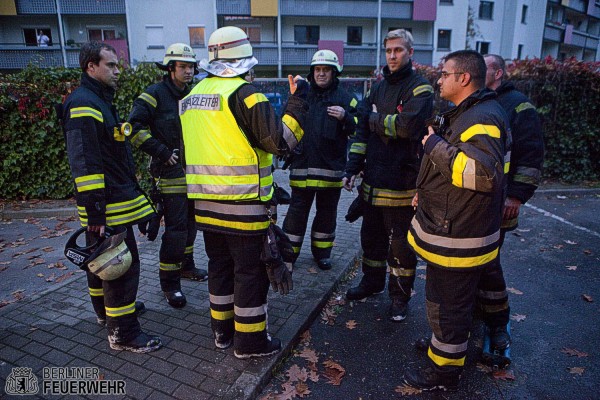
[0, 173, 362, 399]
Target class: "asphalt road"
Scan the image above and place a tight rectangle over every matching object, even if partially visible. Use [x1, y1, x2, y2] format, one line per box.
[259, 189, 600, 400]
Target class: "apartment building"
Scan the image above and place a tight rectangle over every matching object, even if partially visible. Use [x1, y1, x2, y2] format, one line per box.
[1, 0, 598, 74]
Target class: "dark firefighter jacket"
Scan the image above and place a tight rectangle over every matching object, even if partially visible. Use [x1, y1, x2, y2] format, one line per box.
[288, 78, 357, 189]
[61, 73, 154, 227]
[128, 75, 191, 195]
[345, 61, 434, 207]
[495, 81, 544, 204]
[408, 88, 511, 270]
[180, 75, 309, 236]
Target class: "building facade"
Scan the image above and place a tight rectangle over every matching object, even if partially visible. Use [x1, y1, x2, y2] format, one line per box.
[1, 0, 599, 74]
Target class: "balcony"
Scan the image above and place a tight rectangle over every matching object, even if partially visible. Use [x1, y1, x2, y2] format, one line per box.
[544, 22, 565, 42]
[15, 0, 125, 14]
[217, 0, 412, 18]
[564, 0, 587, 14]
[252, 42, 432, 67]
[0, 47, 63, 69]
[571, 30, 600, 49]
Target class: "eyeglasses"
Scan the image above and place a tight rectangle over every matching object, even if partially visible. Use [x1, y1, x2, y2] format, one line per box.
[439, 71, 465, 79]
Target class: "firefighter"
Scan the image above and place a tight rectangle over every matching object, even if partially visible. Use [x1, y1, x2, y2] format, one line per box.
[60, 41, 161, 353]
[282, 49, 357, 271]
[404, 50, 511, 391]
[179, 26, 308, 358]
[128, 43, 207, 308]
[343, 29, 433, 322]
[477, 53, 545, 351]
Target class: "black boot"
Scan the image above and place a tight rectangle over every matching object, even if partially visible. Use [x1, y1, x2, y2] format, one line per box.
[234, 337, 282, 359]
[109, 332, 162, 354]
[415, 336, 429, 352]
[489, 325, 511, 350]
[403, 367, 460, 392]
[346, 282, 385, 301]
[181, 254, 208, 281]
[389, 298, 408, 322]
[164, 290, 187, 308]
[317, 258, 332, 270]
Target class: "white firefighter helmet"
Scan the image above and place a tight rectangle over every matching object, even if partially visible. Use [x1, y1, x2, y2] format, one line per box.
[208, 26, 253, 62]
[311, 49, 343, 73]
[64, 226, 132, 281]
[156, 43, 197, 70]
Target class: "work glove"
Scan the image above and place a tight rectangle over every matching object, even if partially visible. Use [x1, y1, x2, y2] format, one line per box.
[261, 223, 294, 295]
[138, 199, 163, 241]
[266, 260, 293, 295]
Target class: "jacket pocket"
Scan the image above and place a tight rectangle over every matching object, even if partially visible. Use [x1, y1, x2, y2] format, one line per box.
[418, 189, 450, 234]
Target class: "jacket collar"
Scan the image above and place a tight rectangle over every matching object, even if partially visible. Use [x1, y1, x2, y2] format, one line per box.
[495, 80, 515, 96]
[382, 59, 413, 84]
[309, 77, 339, 96]
[443, 88, 497, 119]
[81, 73, 115, 103]
[164, 75, 191, 98]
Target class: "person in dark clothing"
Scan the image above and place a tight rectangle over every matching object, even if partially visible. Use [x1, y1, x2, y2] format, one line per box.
[128, 43, 207, 309]
[404, 50, 511, 391]
[61, 41, 161, 353]
[474, 53, 545, 350]
[343, 29, 433, 323]
[282, 49, 357, 271]
[180, 27, 309, 359]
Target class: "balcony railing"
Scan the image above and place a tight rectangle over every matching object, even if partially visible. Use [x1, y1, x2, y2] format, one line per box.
[544, 23, 565, 42]
[0, 48, 63, 69]
[15, 0, 125, 14]
[252, 42, 432, 67]
[217, 0, 412, 18]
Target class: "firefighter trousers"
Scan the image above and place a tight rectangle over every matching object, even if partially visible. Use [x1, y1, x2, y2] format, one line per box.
[476, 230, 510, 328]
[159, 195, 197, 292]
[86, 226, 141, 343]
[203, 231, 272, 354]
[359, 204, 417, 303]
[282, 188, 341, 263]
[425, 264, 483, 378]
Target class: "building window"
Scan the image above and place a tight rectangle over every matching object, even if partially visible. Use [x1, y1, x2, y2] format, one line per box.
[388, 27, 412, 33]
[479, 1, 494, 20]
[440, 0, 453, 4]
[240, 27, 261, 43]
[145, 25, 164, 49]
[89, 29, 116, 41]
[521, 5, 528, 24]
[294, 25, 319, 45]
[188, 26, 205, 47]
[517, 44, 524, 59]
[23, 28, 52, 46]
[437, 29, 451, 50]
[476, 41, 490, 54]
[347, 26, 362, 46]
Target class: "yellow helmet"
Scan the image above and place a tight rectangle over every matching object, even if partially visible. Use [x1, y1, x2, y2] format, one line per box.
[156, 43, 197, 70]
[64, 226, 132, 281]
[208, 26, 253, 62]
[311, 49, 343, 73]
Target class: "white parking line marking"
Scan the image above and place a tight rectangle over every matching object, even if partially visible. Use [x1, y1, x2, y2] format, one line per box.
[524, 203, 600, 239]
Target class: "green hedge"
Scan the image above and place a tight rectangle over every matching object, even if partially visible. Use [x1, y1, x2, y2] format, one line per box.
[1, 57, 598, 200]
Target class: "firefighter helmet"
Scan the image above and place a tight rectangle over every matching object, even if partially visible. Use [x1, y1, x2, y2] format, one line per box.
[156, 43, 197, 71]
[208, 26, 253, 62]
[311, 50, 343, 73]
[64, 226, 132, 281]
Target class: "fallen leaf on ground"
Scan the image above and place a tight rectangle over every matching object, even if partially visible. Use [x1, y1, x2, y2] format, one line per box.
[36, 273, 44, 278]
[568, 367, 584, 375]
[286, 365, 308, 383]
[322, 359, 345, 386]
[556, 195, 567, 199]
[297, 348, 318, 363]
[41, 246, 54, 252]
[54, 272, 74, 283]
[476, 363, 493, 374]
[275, 381, 297, 400]
[561, 348, 588, 357]
[493, 369, 515, 381]
[516, 228, 531, 232]
[12, 290, 25, 300]
[417, 265, 426, 270]
[566, 266, 577, 271]
[307, 267, 318, 274]
[294, 382, 310, 398]
[346, 320, 357, 330]
[417, 274, 426, 280]
[0, 261, 10, 265]
[308, 369, 319, 383]
[582, 294, 593, 302]
[395, 384, 422, 395]
[507, 287, 523, 295]
[553, 244, 564, 249]
[583, 249, 592, 255]
[564, 240, 577, 245]
[511, 314, 526, 322]
[299, 330, 311, 345]
[45, 273, 56, 282]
